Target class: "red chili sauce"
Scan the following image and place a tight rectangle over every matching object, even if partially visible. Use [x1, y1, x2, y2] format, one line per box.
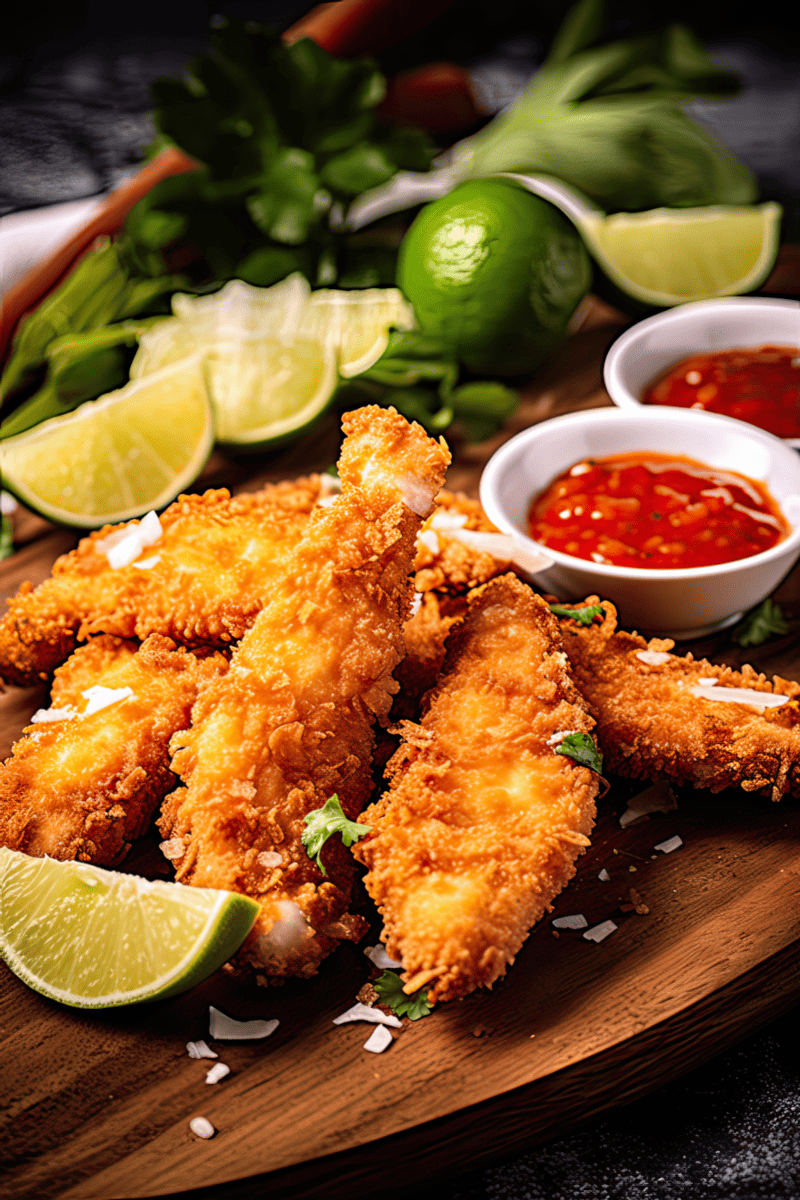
[528, 452, 789, 570]
[642, 345, 800, 438]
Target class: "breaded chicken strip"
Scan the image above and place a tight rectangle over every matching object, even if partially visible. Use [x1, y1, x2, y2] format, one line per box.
[0, 634, 226, 864]
[559, 599, 800, 801]
[0, 478, 321, 687]
[160, 407, 450, 982]
[354, 575, 599, 1004]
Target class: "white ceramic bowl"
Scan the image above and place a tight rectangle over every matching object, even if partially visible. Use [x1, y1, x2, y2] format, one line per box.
[604, 296, 800, 445]
[479, 407, 800, 640]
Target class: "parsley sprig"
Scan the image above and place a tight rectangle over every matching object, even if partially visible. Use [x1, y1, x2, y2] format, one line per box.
[734, 599, 790, 647]
[373, 971, 434, 1021]
[555, 732, 603, 775]
[549, 603, 604, 627]
[301, 794, 371, 875]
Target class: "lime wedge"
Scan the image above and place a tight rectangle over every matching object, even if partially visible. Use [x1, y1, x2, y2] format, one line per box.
[579, 202, 782, 307]
[205, 334, 338, 449]
[300, 288, 415, 377]
[129, 317, 196, 379]
[0, 360, 214, 528]
[0, 847, 259, 1008]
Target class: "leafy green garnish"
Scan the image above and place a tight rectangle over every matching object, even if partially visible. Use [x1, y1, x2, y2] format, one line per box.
[0, 512, 14, 561]
[373, 971, 434, 1021]
[338, 330, 519, 441]
[301, 794, 371, 875]
[126, 19, 434, 288]
[449, 0, 754, 213]
[555, 732, 603, 774]
[549, 603, 604, 627]
[734, 599, 790, 647]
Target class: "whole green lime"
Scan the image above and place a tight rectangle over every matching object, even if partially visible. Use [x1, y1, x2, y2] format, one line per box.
[397, 179, 591, 376]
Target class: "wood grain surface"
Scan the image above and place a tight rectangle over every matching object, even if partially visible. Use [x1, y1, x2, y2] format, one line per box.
[3, 298, 800, 1200]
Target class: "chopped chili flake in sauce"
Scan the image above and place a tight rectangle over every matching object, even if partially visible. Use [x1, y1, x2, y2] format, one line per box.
[642, 345, 800, 438]
[528, 452, 789, 570]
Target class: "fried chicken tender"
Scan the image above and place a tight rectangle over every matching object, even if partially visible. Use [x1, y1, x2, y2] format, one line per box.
[0, 634, 226, 864]
[0, 478, 322, 687]
[559, 599, 800, 801]
[354, 575, 599, 1004]
[159, 407, 450, 982]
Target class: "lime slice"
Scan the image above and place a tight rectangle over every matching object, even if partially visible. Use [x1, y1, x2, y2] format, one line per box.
[205, 334, 338, 449]
[579, 202, 782, 307]
[0, 847, 259, 1008]
[130, 317, 196, 379]
[0, 360, 214, 527]
[173, 273, 311, 338]
[300, 288, 415, 377]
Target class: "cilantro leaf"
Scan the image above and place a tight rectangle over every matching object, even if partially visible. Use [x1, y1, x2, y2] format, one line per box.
[555, 732, 603, 774]
[549, 603, 604, 626]
[734, 598, 790, 647]
[301, 794, 371, 875]
[373, 970, 434, 1021]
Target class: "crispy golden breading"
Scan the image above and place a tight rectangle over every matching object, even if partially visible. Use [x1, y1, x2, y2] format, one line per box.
[560, 599, 800, 801]
[0, 478, 322, 686]
[160, 407, 450, 982]
[354, 575, 599, 1004]
[0, 634, 227, 864]
[391, 592, 468, 721]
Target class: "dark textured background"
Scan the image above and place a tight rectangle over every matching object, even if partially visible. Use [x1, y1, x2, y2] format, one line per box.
[2, 5, 800, 1197]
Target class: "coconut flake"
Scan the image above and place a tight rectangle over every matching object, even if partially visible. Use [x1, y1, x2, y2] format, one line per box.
[547, 730, 577, 747]
[256, 851, 282, 868]
[552, 914, 588, 930]
[81, 685, 134, 716]
[409, 591, 423, 618]
[209, 1006, 279, 1040]
[655, 835, 683, 854]
[430, 511, 468, 530]
[364, 1025, 393, 1054]
[205, 1063, 230, 1084]
[0, 491, 18, 515]
[100, 511, 163, 569]
[364, 944, 403, 970]
[187, 1040, 217, 1060]
[696, 676, 719, 686]
[598, 868, 611, 882]
[636, 650, 673, 666]
[333, 1002, 402, 1029]
[583, 920, 618, 943]
[619, 780, 677, 828]
[689, 685, 788, 709]
[417, 529, 440, 554]
[132, 554, 161, 570]
[160, 838, 185, 862]
[189, 1117, 215, 1140]
[444, 529, 552, 575]
[30, 706, 76, 724]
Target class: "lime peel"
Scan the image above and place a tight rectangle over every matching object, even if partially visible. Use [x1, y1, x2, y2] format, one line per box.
[0, 848, 259, 1008]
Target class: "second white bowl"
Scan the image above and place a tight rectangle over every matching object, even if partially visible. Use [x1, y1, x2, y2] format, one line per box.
[479, 407, 800, 639]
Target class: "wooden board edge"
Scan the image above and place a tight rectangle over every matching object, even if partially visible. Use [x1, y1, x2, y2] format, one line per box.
[98, 935, 800, 1200]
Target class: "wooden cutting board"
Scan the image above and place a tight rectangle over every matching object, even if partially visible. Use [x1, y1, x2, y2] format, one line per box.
[3, 302, 800, 1200]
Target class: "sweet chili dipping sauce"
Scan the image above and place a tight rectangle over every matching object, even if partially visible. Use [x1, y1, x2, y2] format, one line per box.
[643, 346, 800, 438]
[528, 452, 789, 570]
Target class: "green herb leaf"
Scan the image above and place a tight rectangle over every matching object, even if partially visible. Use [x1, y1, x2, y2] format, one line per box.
[450, 0, 753, 212]
[0, 512, 14, 561]
[549, 603, 604, 626]
[734, 599, 790, 647]
[373, 971, 434, 1020]
[555, 732, 603, 774]
[301, 794, 371, 875]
